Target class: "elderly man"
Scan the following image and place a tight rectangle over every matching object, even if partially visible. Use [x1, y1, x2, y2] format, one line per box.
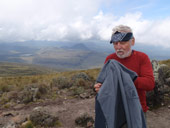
[94, 25, 155, 127]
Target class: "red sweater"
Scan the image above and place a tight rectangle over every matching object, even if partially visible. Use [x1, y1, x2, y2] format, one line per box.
[105, 50, 155, 112]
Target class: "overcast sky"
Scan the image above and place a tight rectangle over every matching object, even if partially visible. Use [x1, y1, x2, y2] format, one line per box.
[0, 0, 170, 47]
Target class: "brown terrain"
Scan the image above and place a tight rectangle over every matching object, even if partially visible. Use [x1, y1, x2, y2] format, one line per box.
[0, 96, 170, 128]
[0, 60, 170, 128]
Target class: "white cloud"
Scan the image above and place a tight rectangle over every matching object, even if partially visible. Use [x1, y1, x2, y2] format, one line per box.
[0, 0, 170, 47]
[0, 0, 104, 41]
[136, 18, 170, 47]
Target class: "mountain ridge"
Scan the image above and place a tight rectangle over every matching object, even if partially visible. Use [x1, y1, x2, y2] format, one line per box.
[0, 41, 170, 71]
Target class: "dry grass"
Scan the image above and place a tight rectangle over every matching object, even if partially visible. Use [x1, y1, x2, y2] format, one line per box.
[159, 59, 170, 67]
[0, 68, 100, 108]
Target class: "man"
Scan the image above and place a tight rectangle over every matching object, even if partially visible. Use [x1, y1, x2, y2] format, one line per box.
[94, 25, 155, 127]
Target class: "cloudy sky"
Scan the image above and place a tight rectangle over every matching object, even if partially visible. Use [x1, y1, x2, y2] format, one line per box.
[0, 0, 170, 47]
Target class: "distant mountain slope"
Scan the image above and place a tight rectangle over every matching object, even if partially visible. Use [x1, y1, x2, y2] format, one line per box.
[0, 43, 38, 63]
[61, 43, 90, 51]
[0, 62, 58, 77]
[31, 47, 107, 69]
[0, 41, 170, 71]
[0, 42, 109, 70]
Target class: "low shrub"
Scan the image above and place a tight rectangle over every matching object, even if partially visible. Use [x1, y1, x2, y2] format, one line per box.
[71, 72, 90, 81]
[51, 76, 70, 89]
[18, 83, 49, 104]
[29, 107, 60, 127]
[72, 86, 85, 96]
[0, 84, 13, 93]
[21, 120, 34, 128]
[75, 113, 94, 128]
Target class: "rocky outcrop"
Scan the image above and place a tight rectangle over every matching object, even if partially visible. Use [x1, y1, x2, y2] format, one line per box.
[147, 60, 170, 108]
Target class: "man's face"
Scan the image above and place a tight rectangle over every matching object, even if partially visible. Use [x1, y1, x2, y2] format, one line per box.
[113, 39, 134, 59]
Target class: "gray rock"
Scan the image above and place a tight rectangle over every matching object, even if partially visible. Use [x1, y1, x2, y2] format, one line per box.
[168, 105, 170, 109]
[1, 121, 16, 128]
[152, 60, 160, 72]
[165, 77, 170, 86]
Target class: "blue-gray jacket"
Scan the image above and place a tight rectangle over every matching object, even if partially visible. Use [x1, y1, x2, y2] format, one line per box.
[95, 60, 146, 128]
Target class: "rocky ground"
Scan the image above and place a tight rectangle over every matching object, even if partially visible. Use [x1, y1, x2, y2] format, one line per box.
[0, 97, 170, 128]
[0, 60, 170, 128]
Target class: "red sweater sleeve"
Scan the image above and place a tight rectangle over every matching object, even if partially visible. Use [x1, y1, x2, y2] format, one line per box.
[104, 56, 109, 64]
[104, 54, 114, 64]
[134, 54, 155, 91]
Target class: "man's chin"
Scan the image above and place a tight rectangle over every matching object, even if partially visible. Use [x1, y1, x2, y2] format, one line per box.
[117, 54, 125, 59]
[116, 50, 132, 59]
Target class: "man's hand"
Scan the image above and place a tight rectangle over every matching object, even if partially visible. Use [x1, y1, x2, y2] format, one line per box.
[94, 83, 102, 93]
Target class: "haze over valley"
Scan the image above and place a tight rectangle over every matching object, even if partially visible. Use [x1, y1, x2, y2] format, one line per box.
[0, 41, 169, 72]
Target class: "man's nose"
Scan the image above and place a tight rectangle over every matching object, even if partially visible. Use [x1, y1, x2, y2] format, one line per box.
[116, 42, 122, 48]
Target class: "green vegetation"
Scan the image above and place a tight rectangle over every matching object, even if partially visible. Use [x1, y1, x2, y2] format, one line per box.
[21, 120, 34, 128]
[0, 67, 100, 109]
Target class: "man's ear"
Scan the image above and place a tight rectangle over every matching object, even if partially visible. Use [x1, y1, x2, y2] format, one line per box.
[131, 37, 135, 46]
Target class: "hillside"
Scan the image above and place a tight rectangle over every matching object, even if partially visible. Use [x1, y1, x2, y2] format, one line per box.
[0, 62, 58, 77]
[0, 66, 170, 128]
[31, 47, 106, 69]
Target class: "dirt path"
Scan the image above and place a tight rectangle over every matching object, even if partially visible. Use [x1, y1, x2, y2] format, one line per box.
[0, 97, 170, 128]
[147, 106, 170, 128]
